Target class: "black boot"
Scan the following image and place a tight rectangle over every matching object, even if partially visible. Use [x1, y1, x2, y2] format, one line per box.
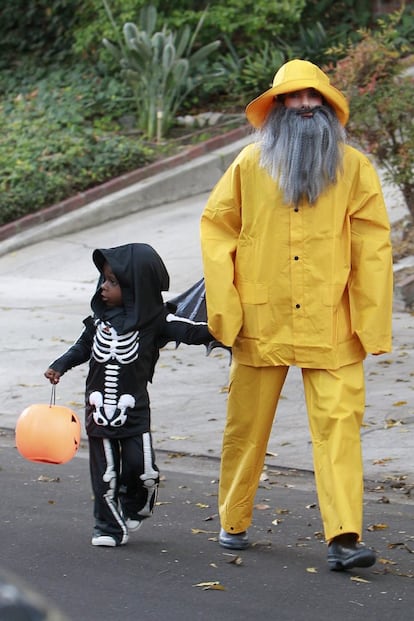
[327, 533, 376, 571]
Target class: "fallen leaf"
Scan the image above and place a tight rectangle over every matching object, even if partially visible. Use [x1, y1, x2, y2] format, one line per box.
[392, 401, 407, 407]
[191, 528, 217, 535]
[18, 383, 42, 387]
[251, 539, 272, 548]
[385, 418, 405, 428]
[306, 567, 318, 573]
[378, 558, 397, 565]
[372, 458, 393, 465]
[387, 542, 413, 553]
[228, 555, 243, 566]
[350, 576, 371, 583]
[195, 503, 209, 508]
[377, 496, 390, 504]
[367, 523, 389, 531]
[169, 435, 190, 440]
[193, 581, 226, 591]
[254, 503, 270, 511]
[37, 475, 60, 483]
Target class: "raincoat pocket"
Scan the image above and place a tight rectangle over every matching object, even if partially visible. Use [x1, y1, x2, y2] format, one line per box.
[237, 281, 269, 338]
[322, 284, 346, 307]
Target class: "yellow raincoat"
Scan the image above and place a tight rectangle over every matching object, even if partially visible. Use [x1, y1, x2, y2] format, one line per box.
[201, 142, 393, 370]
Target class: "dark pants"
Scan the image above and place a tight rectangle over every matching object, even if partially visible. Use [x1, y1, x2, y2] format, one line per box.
[88, 433, 159, 543]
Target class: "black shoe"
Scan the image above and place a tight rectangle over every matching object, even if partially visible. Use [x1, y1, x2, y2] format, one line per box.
[219, 528, 249, 550]
[328, 536, 376, 571]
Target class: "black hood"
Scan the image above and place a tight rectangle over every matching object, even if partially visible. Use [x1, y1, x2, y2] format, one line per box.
[91, 243, 169, 333]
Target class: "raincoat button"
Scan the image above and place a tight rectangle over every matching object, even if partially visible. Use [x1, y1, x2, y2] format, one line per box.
[294, 256, 299, 260]
[295, 303, 301, 309]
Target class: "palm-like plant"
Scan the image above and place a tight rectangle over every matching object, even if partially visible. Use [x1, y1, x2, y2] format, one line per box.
[102, 3, 221, 139]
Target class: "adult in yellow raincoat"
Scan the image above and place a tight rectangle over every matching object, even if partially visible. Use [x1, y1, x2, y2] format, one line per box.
[200, 59, 393, 571]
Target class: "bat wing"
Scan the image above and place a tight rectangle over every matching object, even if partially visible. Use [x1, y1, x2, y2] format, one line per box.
[168, 277, 207, 322]
[167, 277, 231, 361]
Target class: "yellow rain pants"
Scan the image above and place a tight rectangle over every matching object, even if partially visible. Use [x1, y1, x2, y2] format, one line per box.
[219, 360, 365, 542]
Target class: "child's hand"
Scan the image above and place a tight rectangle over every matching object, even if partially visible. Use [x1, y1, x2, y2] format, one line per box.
[44, 368, 61, 384]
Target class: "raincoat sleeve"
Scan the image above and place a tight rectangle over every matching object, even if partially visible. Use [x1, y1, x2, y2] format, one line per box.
[200, 158, 243, 347]
[348, 157, 393, 354]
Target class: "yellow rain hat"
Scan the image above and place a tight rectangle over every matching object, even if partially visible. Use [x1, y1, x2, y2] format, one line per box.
[246, 59, 349, 127]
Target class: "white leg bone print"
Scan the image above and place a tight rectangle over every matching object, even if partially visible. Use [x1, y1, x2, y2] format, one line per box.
[139, 432, 159, 517]
[102, 439, 128, 544]
[89, 322, 139, 427]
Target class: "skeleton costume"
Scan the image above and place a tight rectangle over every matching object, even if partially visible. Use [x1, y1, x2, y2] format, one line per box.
[48, 243, 212, 546]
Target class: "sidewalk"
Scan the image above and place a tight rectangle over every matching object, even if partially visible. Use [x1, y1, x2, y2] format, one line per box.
[0, 132, 413, 620]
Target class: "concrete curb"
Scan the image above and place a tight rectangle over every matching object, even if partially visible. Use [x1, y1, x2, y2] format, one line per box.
[0, 126, 251, 257]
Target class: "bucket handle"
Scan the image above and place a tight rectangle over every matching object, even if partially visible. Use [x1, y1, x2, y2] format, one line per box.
[49, 385, 56, 407]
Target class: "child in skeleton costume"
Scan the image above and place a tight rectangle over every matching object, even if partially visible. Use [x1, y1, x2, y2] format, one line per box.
[45, 243, 213, 547]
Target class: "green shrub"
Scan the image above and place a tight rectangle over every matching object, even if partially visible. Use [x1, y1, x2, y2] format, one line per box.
[326, 12, 414, 220]
[239, 44, 287, 97]
[0, 63, 155, 225]
[0, 0, 82, 65]
[300, 0, 373, 44]
[161, 0, 306, 50]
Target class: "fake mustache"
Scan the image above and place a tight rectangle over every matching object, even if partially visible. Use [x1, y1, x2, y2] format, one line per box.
[295, 105, 323, 117]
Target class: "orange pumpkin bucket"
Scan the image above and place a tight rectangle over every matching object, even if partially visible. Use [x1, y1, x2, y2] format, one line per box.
[16, 391, 81, 464]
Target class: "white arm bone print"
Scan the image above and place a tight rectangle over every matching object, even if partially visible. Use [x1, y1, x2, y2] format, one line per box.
[89, 322, 139, 427]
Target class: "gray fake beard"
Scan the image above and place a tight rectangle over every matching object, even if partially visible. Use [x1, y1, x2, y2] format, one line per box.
[257, 104, 346, 206]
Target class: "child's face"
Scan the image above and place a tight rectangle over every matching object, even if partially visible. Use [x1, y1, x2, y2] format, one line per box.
[101, 262, 123, 308]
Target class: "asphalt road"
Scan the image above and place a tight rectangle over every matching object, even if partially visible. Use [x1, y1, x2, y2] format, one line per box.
[1, 430, 413, 621]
